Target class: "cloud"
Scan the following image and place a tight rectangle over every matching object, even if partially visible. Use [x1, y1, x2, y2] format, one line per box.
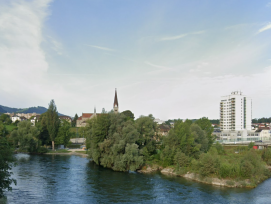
[258, 23, 271, 33]
[266, 2, 271, 7]
[158, 30, 205, 41]
[0, 0, 53, 106]
[159, 34, 188, 41]
[87, 44, 116, 52]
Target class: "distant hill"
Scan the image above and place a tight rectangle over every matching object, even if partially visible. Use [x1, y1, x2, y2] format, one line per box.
[0, 105, 65, 116]
[0, 106, 6, 114]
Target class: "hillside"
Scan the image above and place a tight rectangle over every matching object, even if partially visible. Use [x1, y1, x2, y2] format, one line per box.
[0, 105, 65, 116]
[0, 106, 6, 113]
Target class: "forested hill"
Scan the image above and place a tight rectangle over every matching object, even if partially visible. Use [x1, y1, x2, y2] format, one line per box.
[0, 105, 65, 116]
[0, 106, 6, 113]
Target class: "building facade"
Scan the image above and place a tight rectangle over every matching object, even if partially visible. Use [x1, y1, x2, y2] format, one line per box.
[220, 91, 252, 131]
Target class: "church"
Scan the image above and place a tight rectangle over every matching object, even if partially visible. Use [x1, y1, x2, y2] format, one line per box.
[76, 89, 119, 127]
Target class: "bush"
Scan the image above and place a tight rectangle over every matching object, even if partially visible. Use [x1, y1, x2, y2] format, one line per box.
[219, 162, 232, 178]
[262, 148, 271, 165]
[199, 152, 220, 177]
[37, 146, 48, 154]
[240, 160, 254, 178]
[214, 142, 225, 155]
[248, 142, 255, 150]
[174, 150, 190, 167]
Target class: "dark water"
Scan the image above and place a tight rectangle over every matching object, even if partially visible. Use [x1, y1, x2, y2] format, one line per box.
[4, 154, 271, 204]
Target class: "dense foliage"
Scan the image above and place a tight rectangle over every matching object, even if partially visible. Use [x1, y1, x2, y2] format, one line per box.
[10, 121, 41, 153]
[9, 100, 70, 153]
[0, 136, 16, 197]
[252, 117, 271, 123]
[85, 112, 157, 171]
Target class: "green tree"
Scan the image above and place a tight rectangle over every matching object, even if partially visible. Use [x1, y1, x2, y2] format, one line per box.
[0, 114, 12, 125]
[0, 136, 16, 197]
[121, 110, 135, 121]
[10, 121, 40, 152]
[55, 120, 72, 147]
[46, 100, 60, 150]
[195, 117, 215, 150]
[72, 113, 78, 127]
[35, 113, 50, 146]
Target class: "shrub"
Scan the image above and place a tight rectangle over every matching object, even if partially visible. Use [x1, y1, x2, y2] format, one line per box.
[199, 153, 220, 177]
[248, 142, 255, 150]
[262, 148, 271, 165]
[219, 162, 232, 178]
[214, 142, 225, 155]
[174, 150, 190, 167]
[240, 160, 254, 178]
[37, 146, 48, 154]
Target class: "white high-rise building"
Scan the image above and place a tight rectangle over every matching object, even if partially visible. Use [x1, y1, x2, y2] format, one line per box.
[220, 91, 252, 131]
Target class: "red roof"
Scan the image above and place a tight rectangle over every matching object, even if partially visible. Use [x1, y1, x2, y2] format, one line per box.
[77, 116, 82, 121]
[82, 113, 93, 118]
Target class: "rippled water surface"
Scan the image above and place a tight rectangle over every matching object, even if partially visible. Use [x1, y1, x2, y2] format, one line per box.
[5, 154, 271, 203]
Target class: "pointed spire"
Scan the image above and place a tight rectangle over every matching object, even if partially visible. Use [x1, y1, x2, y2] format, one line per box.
[94, 106, 96, 114]
[113, 88, 119, 113]
[114, 88, 118, 107]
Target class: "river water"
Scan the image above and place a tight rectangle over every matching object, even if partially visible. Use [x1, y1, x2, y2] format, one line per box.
[4, 154, 271, 204]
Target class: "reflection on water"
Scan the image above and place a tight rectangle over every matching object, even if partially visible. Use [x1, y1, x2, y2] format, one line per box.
[5, 154, 271, 203]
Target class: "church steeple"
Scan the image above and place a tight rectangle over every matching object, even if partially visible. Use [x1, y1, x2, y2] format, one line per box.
[113, 88, 119, 113]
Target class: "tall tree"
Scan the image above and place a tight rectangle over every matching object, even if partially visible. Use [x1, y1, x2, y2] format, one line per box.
[72, 113, 78, 127]
[46, 100, 60, 150]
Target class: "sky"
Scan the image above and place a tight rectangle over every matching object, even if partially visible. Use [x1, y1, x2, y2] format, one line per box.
[0, 0, 271, 120]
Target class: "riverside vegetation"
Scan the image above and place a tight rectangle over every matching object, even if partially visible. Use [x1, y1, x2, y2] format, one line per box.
[83, 111, 271, 188]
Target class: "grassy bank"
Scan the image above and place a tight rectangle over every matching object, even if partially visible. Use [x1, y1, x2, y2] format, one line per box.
[47, 149, 71, 153]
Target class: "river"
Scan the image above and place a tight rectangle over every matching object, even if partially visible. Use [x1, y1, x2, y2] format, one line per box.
[4, 154, 271, 204]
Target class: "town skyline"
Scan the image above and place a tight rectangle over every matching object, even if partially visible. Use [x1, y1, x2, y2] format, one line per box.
[1, 0, 271, 120]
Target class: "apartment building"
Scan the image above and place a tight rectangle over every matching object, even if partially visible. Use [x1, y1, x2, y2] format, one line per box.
[220, 91, 252, 131]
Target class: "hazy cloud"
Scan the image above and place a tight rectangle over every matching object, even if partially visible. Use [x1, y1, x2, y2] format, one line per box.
[87, 45, 116, 52]
[258, 23, 271, 33]
[266, 2, 271, 7]
[158, 30, 205, 41]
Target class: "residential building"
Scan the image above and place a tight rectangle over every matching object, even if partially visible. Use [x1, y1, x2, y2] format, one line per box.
[157, 124, 171, 136]
[11, 115, 20, 123]
[59, 116, 72, 123]
[216, 91, 255, 143]
[76, 112, 96, 127]
[220, 91, 252, 131]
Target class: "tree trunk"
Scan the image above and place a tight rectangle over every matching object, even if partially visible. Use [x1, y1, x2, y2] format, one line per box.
[52, 141, 55, 151]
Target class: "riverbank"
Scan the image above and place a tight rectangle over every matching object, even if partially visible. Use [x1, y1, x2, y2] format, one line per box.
[46, 149, 88, 157]
[138, 165, 270, 188]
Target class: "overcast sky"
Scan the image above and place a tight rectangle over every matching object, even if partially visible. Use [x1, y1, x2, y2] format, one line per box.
[0, 0, 271, 120]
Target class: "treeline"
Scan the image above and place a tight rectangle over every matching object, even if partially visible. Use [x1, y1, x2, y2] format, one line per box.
[252, 118, 271, 123]
[83, 112, 271, 185]
[165, 118, 220, 125]
[5, 100, 71, 153]
[83, 112, 215, 171]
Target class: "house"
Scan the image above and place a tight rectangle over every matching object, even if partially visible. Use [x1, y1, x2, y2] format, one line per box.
[31, 115, 41, 126]
[76, 113, 96, 127]
[20, 116, 27, 121]
[59, 116, 72, 123]
[11, 115, 20, 123]
[157, 124, 171, 136]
